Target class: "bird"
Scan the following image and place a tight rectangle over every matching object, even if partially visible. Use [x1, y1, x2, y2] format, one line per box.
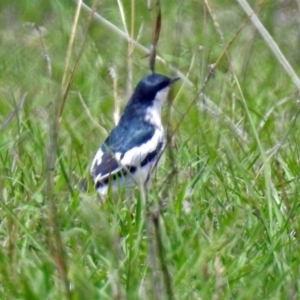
[90, 73, 179, 195]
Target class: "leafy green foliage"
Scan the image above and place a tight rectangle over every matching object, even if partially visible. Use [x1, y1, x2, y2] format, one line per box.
[0, 0, 300, 299]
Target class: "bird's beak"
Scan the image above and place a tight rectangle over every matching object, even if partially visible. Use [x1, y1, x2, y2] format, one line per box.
[170, 76, 180, 84]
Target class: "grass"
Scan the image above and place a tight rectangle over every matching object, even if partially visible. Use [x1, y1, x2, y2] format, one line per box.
[1, 0, 300, 299]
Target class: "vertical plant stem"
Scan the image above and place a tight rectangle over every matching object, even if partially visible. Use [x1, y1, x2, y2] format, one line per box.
[152, 212, 174, 300]
[143, 187, 163, 299]
[37, 16, 72, 298]
[45, 93, 72, 300]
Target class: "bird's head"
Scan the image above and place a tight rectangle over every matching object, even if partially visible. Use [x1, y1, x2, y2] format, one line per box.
[130, 73, 180, 106]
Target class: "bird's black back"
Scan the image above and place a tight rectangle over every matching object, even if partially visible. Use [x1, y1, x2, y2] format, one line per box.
[102, 115, 155, 155]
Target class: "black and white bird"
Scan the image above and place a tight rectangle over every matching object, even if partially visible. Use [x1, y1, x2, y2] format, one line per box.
[90, 73, 179, 195]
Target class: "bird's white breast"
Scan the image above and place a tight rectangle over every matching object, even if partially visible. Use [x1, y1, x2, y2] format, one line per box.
[145, 87, 170, 129]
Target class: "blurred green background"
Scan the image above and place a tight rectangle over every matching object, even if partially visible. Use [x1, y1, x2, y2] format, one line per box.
[1, 0, 300, 299]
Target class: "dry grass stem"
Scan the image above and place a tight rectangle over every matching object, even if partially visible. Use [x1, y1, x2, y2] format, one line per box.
[237, 0, 300, 89]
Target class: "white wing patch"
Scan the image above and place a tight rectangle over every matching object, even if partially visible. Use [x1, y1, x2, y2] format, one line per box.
[120, 129, 164, 166]
[91, 148, 104, 167]
[91, 148, 121, 169]
[90, 149, 122, 179]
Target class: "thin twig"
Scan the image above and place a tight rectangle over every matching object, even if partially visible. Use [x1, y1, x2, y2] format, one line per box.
[258, 92, 298, 131]
[142, 186, 163, 299]
[266, 105, 300, 158]
[0, 93, 27, 132]
[35, 22, 71, 297]
[77, 91, 108, 134]
[108, 66, 120, 125]
[116, 0, 133, 96]
[59, 1, 96, 117]
[35, 24, 52, 78]
[149, 0, 161, 73]
[152, 212, 174, 300]
[61, 0, 82, 88]
[46, 93, 72, 299]
[128, 0, 134, 96]
[237, 0, 300, 89]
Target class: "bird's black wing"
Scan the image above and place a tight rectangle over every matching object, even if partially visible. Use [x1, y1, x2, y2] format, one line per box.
[90, 120, 164, 184]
